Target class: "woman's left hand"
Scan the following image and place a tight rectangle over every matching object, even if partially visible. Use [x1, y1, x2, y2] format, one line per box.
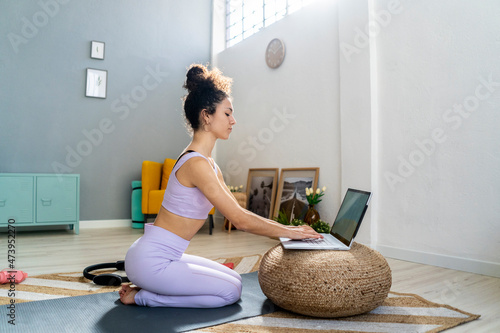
[284, 225, 323, 240]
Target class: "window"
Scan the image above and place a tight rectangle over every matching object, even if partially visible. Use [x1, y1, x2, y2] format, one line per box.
[226, 0, 311, 48]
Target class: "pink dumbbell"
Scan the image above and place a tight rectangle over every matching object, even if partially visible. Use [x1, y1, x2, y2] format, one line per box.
[0, 269, 28, 284]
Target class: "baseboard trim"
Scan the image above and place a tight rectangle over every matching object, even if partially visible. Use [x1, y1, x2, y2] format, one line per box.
[80, 219, 132, 229]
[377, 244, 500, 278]
[80, 217, 224, 229]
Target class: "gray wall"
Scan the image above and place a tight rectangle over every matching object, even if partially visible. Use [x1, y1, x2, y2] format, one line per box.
[0, 0, 212, 220]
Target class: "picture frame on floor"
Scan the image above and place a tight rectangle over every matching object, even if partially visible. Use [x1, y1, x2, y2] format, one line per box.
[273, 168, 319, 224]
[246, 168, 279, 219]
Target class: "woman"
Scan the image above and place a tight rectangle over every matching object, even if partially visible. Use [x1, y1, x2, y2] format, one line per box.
[120, 64, 322, 308]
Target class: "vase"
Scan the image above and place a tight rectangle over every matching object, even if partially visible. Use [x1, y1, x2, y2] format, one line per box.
[304, 205, 320, 225]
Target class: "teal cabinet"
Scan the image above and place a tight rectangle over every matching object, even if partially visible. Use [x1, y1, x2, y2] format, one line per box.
[0, 174, 80, 234]
[37, 176, 78, 223]
[0, 176, 34, 223]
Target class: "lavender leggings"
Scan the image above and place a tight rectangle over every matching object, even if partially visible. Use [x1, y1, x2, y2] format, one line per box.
[124, 223, 242, 308]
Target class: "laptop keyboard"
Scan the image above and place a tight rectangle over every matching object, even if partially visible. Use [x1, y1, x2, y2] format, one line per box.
[305, 237, 337, 246]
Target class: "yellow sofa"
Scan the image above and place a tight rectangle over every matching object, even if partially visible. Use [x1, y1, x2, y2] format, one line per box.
[141, 158, 215, 234]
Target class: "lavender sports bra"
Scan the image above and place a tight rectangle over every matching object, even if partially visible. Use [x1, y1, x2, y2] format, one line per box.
[161, 151, 217, 219]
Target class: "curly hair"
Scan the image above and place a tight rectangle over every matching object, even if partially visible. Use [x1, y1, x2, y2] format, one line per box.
[182, 64, 232, 132]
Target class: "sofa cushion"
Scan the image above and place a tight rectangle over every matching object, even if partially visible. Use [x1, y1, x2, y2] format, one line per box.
[148, 190, 165, 213]
[160, 158, 176, 190]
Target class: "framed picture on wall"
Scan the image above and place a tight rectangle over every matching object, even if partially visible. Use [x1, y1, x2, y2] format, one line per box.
[246, 168, 279, 219]
[273, 168, 319, 223]
[85, 68, 107, 99]
[90, 41, 105, 60]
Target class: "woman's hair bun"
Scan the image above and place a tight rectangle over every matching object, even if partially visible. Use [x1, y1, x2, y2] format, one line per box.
[182, 63, 232, 132]
[184, 64, 208, 92]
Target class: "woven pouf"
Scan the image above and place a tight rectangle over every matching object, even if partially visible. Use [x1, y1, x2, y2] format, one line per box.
[258, 242, 392, 318]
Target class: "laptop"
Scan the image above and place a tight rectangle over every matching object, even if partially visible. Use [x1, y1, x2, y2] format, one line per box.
[279, 188, 372, 250]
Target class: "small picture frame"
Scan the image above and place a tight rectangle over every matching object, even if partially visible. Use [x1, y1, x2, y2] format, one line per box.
[273, 168, 319, 223]
[85, 68, 107, 99]
[246, 168, 279, 219]
[90, 41, 105, 60]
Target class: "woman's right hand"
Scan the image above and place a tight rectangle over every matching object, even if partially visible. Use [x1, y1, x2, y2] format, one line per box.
[284, 225, 323, 240]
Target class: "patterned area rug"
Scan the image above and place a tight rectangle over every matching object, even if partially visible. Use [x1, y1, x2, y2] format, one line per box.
[0, 254, 479, 333]
[189, 292, 479, 333]
[0, 255, 262, 305]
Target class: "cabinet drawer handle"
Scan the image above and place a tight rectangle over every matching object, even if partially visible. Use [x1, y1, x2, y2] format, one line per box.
[41, 198, 52, 206]
[0, 199, 5, 207]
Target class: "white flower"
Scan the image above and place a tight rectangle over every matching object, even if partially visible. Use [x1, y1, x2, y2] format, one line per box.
[322, 186, 327, 192]
[305, 188, 310, 196]
[316, 188, 321, 194]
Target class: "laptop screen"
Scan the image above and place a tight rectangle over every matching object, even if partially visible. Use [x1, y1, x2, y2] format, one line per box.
[330, 189, 371, 246]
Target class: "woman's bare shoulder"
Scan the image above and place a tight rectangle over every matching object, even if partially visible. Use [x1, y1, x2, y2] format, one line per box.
[182, 155, 213, 171]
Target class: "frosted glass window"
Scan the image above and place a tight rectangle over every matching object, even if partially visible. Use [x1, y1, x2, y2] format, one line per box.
[226, 0, 311, 48]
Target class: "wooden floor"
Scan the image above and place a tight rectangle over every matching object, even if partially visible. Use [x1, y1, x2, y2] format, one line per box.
[3, 222, 499, 332]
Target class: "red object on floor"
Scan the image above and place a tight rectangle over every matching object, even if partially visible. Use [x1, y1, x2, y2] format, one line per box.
[0, 269, 28, 284]
[222, 263, 234, 269]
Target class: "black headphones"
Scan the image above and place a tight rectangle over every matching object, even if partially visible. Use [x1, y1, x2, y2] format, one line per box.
[83, 260, 130, 286]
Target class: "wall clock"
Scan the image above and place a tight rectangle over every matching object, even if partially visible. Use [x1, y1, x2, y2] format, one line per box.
[265, 38, 285, 69]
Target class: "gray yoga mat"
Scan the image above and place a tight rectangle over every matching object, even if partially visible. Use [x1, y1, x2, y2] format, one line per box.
[0, 271, 277, 332]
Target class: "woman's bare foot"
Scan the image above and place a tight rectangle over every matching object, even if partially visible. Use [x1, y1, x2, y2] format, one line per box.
[119, 284, 140, 305]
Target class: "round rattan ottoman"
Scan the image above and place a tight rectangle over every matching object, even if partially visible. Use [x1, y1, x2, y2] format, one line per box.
[258, 242, 392, 318]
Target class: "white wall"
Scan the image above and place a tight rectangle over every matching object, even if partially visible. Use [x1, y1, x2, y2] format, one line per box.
[337, 0, 374, 245]
[214, 0, 500, 277]
[374, 0, 500, 277]
[213, 0, 343, 226]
